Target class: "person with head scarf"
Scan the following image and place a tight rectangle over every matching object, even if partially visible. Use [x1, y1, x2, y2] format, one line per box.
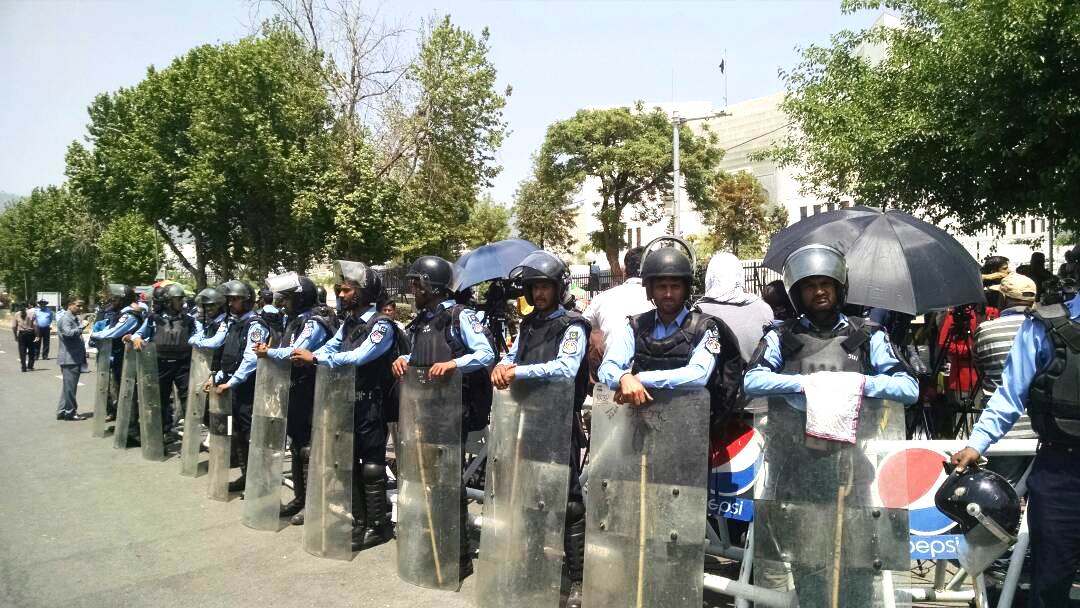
[694, 252, 775, 362]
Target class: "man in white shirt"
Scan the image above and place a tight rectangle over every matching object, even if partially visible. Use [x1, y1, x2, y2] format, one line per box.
[581, 247, 654, 378]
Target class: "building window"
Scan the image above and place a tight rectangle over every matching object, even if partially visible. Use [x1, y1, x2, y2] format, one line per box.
[1012, 220, 1017, 234]
[826, 203, 835, 212]
[800, 206, 808, 219]
[626, 228, 633, 245]
[635, 227, 641, 247]
[1041, 219, 1047, 232]
[1032, 219, 1037, 233]
[813, 204, 821, 215]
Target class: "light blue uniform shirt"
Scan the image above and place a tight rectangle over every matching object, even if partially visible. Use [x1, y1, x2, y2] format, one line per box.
[90, 306, 142, 340]
[399, 300, 495, 372]
[214, 311, 266, 387]
[500, 308, 587, 380]
[598, 307, 718, 390]
[267, 313, 331, 360]
[189, 313, 229, 348]
[310, 305, 395, 368]
[35, 308, 54, 328]
[967, 294, 1080, 453]
[743, 314, 919, 410]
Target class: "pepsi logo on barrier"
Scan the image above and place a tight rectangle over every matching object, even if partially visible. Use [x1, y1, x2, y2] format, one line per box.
[708, 420, 764, 521]
[875, 447, 957, 536]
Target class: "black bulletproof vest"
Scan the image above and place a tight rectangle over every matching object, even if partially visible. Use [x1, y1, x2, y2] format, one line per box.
[152, 312, 194, 359]
[406, 304, 493, 431]
[776, 317, 872, 376]
[283, 310, 334, 385]
[516, 309, 591, 409]
[340, 312, 398, 397]
[1028, 304, 1080, 442]
[629, 310, 714, 372]
[108, 307, 145, 360]
[215, 315, 269, 384]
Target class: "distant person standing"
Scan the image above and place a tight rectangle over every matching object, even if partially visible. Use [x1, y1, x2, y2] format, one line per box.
[588, 260, 600, 297]
[34, 300, 54, 360]
[11, 304, 37, 372]
[694, 252, 774, 362]
[56, 299, 88, 421]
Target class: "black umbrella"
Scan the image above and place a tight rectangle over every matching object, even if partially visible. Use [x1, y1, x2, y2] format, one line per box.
[452, 239, 539, 291]
[763, 206, 984, 314]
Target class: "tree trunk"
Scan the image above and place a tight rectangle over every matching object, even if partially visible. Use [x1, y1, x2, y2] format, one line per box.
[605, 245, 622, 280]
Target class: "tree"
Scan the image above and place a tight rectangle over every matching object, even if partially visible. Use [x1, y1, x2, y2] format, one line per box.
[66, 25, 340, 285]
[773, 0, 1080, 233]
[536, 103, 722, 276]
[97, 212, 163, 286]
[392, 16, 510, 259]
[466, 194, 510, 248]
[697, 172, 789, 258]
[0, 186, 102, 302]
[512, 175, 579, 253]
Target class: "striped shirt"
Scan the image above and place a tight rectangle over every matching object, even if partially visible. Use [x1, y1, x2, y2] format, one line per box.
[973, 307, 1034, 438]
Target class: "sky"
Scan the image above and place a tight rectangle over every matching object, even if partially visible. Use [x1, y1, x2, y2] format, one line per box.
[0, 0, 880, 203]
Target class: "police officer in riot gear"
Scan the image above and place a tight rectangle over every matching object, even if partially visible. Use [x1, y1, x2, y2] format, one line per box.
[953, 286, 1080, 606]
[293, 261, 404, 549]
[91, 284, 146, 424]
[254, 274, 335, 525]
[598, 247, 734, 402]
[391, 255, 496, 579]
[490, 250, 590, 608]
[132, 283, 195, 437]
[206, 280, 270, 493]
[744, 244, 918, 607]
[257, 287, 285, 339]
[190, 287, 228, 348]
[314, 284, 338, 327]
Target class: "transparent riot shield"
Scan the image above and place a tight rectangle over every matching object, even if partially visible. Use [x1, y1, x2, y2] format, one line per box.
[303, 366, 356, 559]
[475, 379, 575, 608]
[583, 385, 711, 608]
[112, 344, 139, 449]
[91, 339, 113, 438]
[136, 344, 166, 461]
[180, 349, 211, 476]
[206, 388, 232, 501]
[396, 367, 463, 591]
[242, 357, 292, 531]
[753, 397, 910, 608]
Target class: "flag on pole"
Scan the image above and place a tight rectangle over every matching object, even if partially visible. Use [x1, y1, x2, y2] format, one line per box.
[719, 57, 725, 74]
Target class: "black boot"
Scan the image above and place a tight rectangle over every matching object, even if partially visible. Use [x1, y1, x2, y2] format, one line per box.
[228, 444, 248, 493]
[564, 501, 586, 608]
[458, 489, 473, 581]
[280, 446, 306, 518]
[353, 463, 393, 550]
[349, 465, 367, 550]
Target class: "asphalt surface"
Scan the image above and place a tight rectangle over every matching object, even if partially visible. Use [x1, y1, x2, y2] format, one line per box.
[0, 330, 478, 608]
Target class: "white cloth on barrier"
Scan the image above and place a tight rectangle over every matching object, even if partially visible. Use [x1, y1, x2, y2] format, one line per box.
[803, 371, 865, 444]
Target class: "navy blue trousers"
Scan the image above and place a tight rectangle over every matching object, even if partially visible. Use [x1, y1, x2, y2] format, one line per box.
[1028, 444, 1080, 608]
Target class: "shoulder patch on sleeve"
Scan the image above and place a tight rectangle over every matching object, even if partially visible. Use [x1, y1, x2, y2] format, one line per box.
[370, 322, 388, 344]
[296, 323, 314, 345]
[248, 324, 267, 344]
[704, 328, 721, 354]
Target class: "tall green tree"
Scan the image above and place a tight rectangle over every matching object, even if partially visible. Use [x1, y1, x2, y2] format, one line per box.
[66, 25, 340, 285]
[697, 172, 788, 258]
[512, 175, 579, 253]
[773, 0, 1080, 232]
[536, 103, 722, 276]
[393, 16, 510, 258]
[97, 212, 163, 286]
[0, 186, 102, 302]
[466, 194, 511, 248]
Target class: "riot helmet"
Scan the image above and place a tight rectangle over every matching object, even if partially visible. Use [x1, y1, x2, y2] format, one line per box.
[316, 285, 328, 305]
[781, 244, 848, 315]
[934, 464, 1021, 574]
[152, 285, 167, 307]
[266, 271, 316, 313]
[332, 260, 383, 310]
[258, 287, 275, 306]
[195, 287, 225, 321]
[509, 250, 570, 306]
[219, 279, 255, 314]
[640, 247, 694, 302]
[405, 256, 455, 297]
[108, 283, 136, 306]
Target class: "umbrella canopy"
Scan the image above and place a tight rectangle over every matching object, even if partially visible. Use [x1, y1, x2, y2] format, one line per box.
[452, 239, 539, 291]
[763, 206, 983, 314]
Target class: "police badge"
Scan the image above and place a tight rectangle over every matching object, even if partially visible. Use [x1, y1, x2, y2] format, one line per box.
[705, 329, 721, 354]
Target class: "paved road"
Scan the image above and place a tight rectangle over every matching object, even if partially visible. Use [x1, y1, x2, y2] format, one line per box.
[0, 331, 478, 608]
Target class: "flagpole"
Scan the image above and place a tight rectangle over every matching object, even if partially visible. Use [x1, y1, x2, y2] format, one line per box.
[723, 49, 728, 108]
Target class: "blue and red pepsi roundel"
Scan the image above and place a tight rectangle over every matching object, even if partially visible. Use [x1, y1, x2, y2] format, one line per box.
[876, 447, 957, 536]
[708, 420, 764, 497]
